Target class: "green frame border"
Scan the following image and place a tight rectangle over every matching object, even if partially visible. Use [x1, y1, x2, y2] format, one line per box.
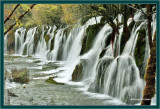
[0, 0, 159, 109]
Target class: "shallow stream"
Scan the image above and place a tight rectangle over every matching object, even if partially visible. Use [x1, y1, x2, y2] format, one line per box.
[4, 55, 125, 105]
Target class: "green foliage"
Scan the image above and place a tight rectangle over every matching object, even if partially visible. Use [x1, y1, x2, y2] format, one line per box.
[12, 69, 29, 84]
[4, 4, 33, 30]
[4, 4, 134, 29]
[29, 4, 63, 26]
[61, 4, 90, 25]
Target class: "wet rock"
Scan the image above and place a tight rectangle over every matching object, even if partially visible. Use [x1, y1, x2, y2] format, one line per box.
[46, 77, 64, 85]
[44, 34, 50, 44]
[99, 48, 107, 59]
[33, 60, 41, 63]
[72, 61, 84, 82]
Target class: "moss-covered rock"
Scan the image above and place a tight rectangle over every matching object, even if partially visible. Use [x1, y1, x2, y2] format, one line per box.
[44, 34, 50, 44]
[80, 23, 104, 55]
[46, 77, 64, 85]
[12, 69, 29, 84]
[134, 28, 146, 78]
[72, 62, 83, 82]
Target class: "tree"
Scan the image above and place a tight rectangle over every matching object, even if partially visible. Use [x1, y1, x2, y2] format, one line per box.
[4, 4, 36, 35]
[4, 4, 20, 24]
[141, 4, 156, 105]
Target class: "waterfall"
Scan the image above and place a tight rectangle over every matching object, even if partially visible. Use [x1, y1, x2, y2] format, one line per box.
[47, 28, 65, 60]
[62, 27, 80, 60]
[81, 24, 112, 83]
[54, 16, 102, 82]
[15, 27, 26, 55]
[47, 26, 57, 51]
[4, 34, 8, 54]
[100, 55, 144, 104]
[36, 26, 48, 57]
[66, 26, 85, 61]
[5, 10, 156, 105]
[86, 10, 156, 104]
[122, 22, 146, 55]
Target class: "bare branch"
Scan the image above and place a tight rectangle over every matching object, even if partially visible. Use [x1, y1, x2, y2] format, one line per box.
[112, 4, 124, 15]
[126, 4, 148, 17]
[4, 4, 36, 36]
[4, 4, 20, 24]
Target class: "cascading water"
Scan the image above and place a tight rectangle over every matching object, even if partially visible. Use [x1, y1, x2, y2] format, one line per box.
[54, 17, 102, 82]
[47, 26, 57, 52]
[15, 27, 26, 55]
[4, 34, 8, 54]
[36, 26, 48, 57]
[5, 9, 156, 105]
[81, 24, 112, 82]
[81, 10, 155, 104]
[47, 28, 65, 61]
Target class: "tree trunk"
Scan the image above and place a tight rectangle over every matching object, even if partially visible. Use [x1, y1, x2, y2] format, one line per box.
[141, 30, 156, 105]
[147, 4, 153, 48]
[111, 23, 119, 57]
[123, 5, 130, 43]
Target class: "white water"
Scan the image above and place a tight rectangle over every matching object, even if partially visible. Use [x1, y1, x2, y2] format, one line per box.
[54, 16, 102, 82]
[15, 27, 26, 55]
[36, 26, 48, 57]
[5, 10, 156, 105]
[4, 34, 8, 54]
[81, 24, 112, 83]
